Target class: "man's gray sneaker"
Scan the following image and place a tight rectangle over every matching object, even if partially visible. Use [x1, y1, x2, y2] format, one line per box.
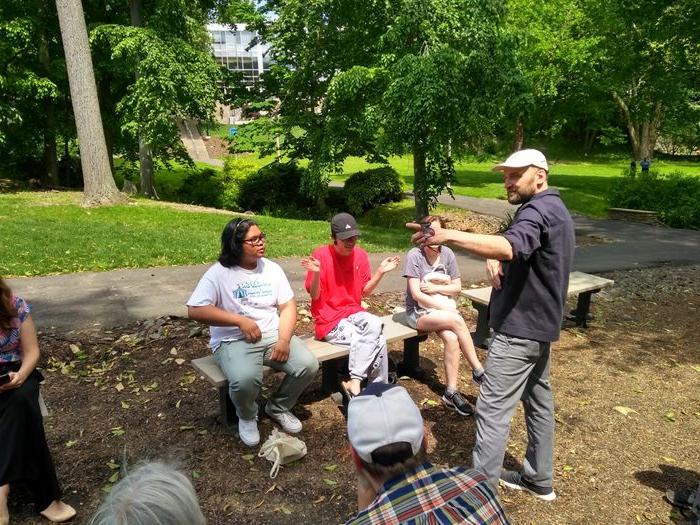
[441, 390, 474, 417]
[500, 469, 556, 501]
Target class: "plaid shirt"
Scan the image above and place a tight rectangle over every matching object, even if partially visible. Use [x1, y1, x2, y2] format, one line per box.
[346, 463, 510, 525]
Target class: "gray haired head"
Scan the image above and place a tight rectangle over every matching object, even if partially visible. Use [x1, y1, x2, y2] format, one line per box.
[90, 462, 206, 525]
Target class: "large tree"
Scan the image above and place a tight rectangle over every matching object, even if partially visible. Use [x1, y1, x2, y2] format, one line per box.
[90, 0, 223, 197]
[580, 0, 700, 160]
[258, 0, 513, 219]
[55, 0, 124, 205]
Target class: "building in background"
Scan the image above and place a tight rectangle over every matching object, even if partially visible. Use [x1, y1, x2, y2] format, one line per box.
[207, 23, 271, 123]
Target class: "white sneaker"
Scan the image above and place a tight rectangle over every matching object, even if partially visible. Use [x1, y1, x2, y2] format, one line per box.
[265, 405, 302, 434]
[238, 417, 260, 447]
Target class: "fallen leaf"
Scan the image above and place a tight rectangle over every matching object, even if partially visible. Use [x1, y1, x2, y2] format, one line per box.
[613, 406, 638, 416]
[121, 401, 130, 409]
[110, 427, 125, 437]
[420, 398, 439, 407]
[170, 348, 178, 355]
[175, 358, 186, 365]
[323, 464, 338, 472]
[108, 471, 119, 483]
[106, 460, 119, 470]
[175, 399, 182, 409]
[265, 484, 276, 494]
[115, 382, 124, 392]
[65, 440, 78, 448]
[278, 505, 292, 515]
[192, 471, 201, 479]
[661, 456, 676, 463]
[323, 479, 337, 486]
[179, 425, 195, 431]
[241, 454, 255, 461]
[665, 411, 676, 422]
[563, 465, 575, 472]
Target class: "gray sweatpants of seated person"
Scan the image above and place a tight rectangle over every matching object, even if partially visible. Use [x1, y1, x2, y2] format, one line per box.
[473, 332, 555, 489]
[325, 311, 388, 384]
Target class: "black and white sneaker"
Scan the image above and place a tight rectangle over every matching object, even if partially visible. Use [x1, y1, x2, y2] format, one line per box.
[500, 470, 556, 501]
[441, 390, 474, 417]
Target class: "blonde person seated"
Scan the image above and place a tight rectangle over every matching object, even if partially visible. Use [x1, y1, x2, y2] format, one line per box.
[402, 215, 484, 417]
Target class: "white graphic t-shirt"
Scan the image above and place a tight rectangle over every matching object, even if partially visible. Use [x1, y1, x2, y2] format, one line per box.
[187, 259, 294, 351]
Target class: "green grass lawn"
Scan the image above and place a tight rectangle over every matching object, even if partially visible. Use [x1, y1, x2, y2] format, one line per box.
[0, 192, 420, 277]
[335, 156, 700, 217]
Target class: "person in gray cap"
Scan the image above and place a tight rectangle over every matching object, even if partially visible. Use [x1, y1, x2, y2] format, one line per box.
[408, 148, 575, 501]
[301, 213, 400, 397]
[345, 382, 510, 524]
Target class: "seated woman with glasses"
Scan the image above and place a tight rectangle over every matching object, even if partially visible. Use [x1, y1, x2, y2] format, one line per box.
[402, 215, 484, 418]
[187, 218, 319, 447]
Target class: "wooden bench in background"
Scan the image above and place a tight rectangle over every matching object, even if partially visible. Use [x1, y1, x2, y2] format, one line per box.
[461, 271, 614, 347]
[191, 312, 426, 430]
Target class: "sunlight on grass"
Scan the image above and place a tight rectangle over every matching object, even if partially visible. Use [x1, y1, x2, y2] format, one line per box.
[1, 192, 414, 277]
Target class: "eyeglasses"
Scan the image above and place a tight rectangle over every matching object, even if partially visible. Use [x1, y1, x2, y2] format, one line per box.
[243, 233, 266, 245]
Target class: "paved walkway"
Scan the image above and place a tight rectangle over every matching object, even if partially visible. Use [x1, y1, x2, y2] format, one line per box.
[8, 197, 699, 330]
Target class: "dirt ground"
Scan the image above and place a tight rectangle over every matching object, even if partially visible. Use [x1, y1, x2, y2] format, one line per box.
[9, 264, 700, 524]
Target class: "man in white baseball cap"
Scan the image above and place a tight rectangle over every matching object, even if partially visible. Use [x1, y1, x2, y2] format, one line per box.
[345, 382, 510, 524]
[407, 148, 575, 501]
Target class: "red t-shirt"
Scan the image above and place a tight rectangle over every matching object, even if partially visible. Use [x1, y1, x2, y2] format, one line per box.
[305, 244, 371, 339]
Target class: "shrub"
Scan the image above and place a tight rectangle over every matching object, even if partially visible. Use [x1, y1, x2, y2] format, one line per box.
[343, 166, 404, 215]
[222, 157, 260, 210]
[608, 170, 700, 229]
[237, 162, 316, 216]
[178, 168, 224, 209]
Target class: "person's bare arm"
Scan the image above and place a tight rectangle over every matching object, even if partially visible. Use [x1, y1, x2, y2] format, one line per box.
[407, 223, 513, 261]
[486, 259, 504, 289]
[420, 277, 462, 297]
[1, 315, 40, 392]
[187, 304, 262, 342]
[409, 278, 452, 310]
[363, 256, 400, 295]
[301, 256, 321, 299]
[270, 299, 297, 362]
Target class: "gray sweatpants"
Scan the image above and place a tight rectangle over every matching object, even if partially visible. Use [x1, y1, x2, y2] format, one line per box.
[473, 332, 555, 489]
[325, 311, 388, 384]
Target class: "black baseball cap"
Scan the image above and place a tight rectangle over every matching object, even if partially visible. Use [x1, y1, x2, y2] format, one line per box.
[331, 213, 361, 240]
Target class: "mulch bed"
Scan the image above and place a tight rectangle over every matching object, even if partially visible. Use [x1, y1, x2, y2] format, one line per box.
[9, 264, 699, 524]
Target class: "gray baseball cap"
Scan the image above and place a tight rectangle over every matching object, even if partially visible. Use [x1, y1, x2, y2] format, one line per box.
[331, 213, 361, 240]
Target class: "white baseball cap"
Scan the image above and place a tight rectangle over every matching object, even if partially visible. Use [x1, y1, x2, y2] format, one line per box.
[492, 148, 549, 172]
[347, 383, 424, 464]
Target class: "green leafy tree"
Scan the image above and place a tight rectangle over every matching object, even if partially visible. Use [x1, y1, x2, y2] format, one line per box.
[56, 0, 124, 205]
[90, 0, 224, 196]
[503, 0, 614, 153]
[0, 0, 67, 184]
[580, 0, 700, 160]
[258, 0, 513, 219]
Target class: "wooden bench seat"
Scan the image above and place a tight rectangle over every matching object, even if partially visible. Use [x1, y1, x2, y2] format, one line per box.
[191, 312, 424, 429]
[461, 271, 614, 347]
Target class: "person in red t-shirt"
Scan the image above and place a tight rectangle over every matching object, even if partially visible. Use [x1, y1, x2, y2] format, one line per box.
[301, 213, 400, 396]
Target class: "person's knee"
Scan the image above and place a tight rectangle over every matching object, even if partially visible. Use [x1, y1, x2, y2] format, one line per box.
[226, 368, 262, 392]
[358, 314, 383, 336]
[294, 353, 319, 378]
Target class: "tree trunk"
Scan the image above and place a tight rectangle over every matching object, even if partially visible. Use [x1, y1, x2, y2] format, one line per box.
[413, 143, 429, 221]
[512, 116, 524, 151]
[130, 0, 157, 197]
[38, 32, 60, 186]
[96, 75, 115, 174]
[56, 0, 124, 206]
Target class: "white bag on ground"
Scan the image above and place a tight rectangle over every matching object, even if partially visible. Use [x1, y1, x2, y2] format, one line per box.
[258, 428, 307, 478]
